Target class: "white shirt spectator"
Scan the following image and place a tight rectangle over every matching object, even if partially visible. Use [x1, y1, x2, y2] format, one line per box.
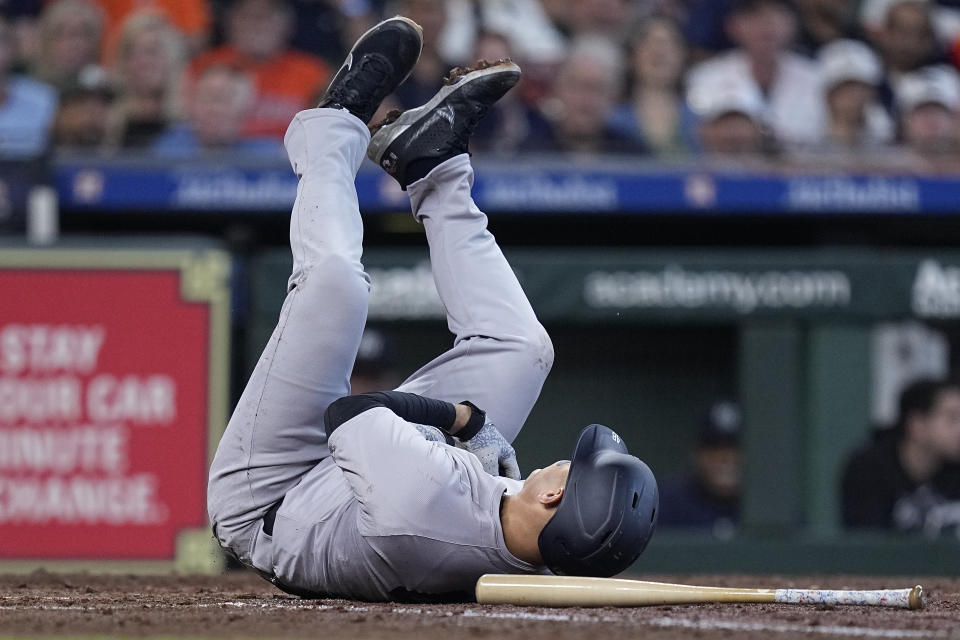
[440, 0, 567, 65]
[687, 49, 827, 147]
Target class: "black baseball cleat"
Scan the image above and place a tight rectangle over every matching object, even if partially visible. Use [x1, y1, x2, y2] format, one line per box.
[317, 16, 423, 124]
[367, 59, 521, 190]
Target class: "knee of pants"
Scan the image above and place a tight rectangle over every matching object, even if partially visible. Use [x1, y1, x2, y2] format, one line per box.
[206, 473, 238, 535]
[517, 321, 554, 375]
[206, 457, 269, 536]
[296, 253, 370, 304]
[206, 483, 258, 559]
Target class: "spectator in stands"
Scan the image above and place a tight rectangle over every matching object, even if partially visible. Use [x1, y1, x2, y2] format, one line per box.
[688, 73, 766, 155]
[895, 65, 960, 156]
[443, 1, 568, 121]
[51, 65, 114, 149]
[562, 0, 636, 41]
[864, 0, 943, 79]
[33, 0, 105, 91]
[793, 0, 863, 55]
[189, 0, 329, 139]
[467, 30, 537, 155]
[106, 11, 186, 149]
[437, 0, 566, 69]
[658, 401, 742, 536]
[3, 0, 43, 71]
[682, 0, 735, 60]
[686, 0, 826, 148]
[610, 15, 697, 156]
[522, 36, 646, 155]
[637, 0, 692, 22]
[390, 0, 455, 110]
[287, 0, 377, 68]
[682, 0, 863, 58]
[818, 39, 894, 149]
[841, 378, 960, 535]
[0, 10, 57, 156]
[152, 64, 282, 157]
[539, 0, 572, 37]
[96, 0, 211, 58]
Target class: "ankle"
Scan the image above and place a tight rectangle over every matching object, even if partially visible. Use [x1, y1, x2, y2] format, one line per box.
[404, 154, 463, 187]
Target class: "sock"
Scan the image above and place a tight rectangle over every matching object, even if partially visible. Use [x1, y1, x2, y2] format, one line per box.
[403, 154, 461, 189]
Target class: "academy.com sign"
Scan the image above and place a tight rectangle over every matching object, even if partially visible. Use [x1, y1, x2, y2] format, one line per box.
[584, 265, 852, 314]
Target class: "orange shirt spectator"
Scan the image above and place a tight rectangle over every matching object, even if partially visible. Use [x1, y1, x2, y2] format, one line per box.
[191, 47, 328, 139]
[189, 0, 329, 139]
[95, 0, 210, 55]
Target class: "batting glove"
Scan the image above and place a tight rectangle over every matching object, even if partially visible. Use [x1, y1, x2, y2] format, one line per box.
[458, 421, 521, 480]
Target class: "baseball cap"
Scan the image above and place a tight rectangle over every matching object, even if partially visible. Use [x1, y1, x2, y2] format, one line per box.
[819, 39, 883, 90]
[699, 401, 742, 447]
[60, 64, 115, 101]
[687, 74, 765, 122]
[860, 0, 929, 31]
[537, 424, 659, 577]
[896, 65, 960, 114]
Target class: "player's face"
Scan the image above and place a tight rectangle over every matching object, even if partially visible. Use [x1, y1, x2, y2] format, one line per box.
[525, 460, 570, 490]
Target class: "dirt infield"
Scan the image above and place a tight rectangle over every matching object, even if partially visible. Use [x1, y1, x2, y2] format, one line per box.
[1, 571, 957, 640]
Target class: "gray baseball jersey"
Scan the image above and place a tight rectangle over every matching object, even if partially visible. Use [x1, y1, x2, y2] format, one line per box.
[249, 403, 539, 601]
[208, 108, 554, 602]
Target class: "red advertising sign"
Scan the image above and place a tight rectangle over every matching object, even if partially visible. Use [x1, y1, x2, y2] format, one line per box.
[0, 249, 229, 567]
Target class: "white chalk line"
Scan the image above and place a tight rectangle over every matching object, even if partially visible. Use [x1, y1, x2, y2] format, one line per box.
[0, 599, 952, 639]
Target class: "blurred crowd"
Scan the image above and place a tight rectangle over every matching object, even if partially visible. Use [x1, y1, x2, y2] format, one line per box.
[5, 0, 960, 166]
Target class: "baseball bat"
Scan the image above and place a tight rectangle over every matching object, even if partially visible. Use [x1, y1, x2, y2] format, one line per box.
[475, 574, 925, 610]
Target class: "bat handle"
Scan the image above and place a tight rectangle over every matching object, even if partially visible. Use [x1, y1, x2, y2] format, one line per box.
[774, 586, 925, 609]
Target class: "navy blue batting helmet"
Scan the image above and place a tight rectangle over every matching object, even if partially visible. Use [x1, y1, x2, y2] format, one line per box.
[537, 424, 659, 577]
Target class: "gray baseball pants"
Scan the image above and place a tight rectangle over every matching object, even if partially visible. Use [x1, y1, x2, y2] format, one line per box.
[207, 108, 553, 563]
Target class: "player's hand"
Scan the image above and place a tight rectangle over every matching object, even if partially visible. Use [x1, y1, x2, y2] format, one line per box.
[458, 422, 521, 480]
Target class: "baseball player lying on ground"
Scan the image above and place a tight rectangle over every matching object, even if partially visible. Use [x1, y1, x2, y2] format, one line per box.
[207, 16, 659, 603]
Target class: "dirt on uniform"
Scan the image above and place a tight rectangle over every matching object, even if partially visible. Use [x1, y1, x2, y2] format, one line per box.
[1, 571, 957, 640]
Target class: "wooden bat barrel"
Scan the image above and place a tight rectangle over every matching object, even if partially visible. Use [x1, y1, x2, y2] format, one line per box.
[475, 575, 925, 610]
[476, 575, 777, 607]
